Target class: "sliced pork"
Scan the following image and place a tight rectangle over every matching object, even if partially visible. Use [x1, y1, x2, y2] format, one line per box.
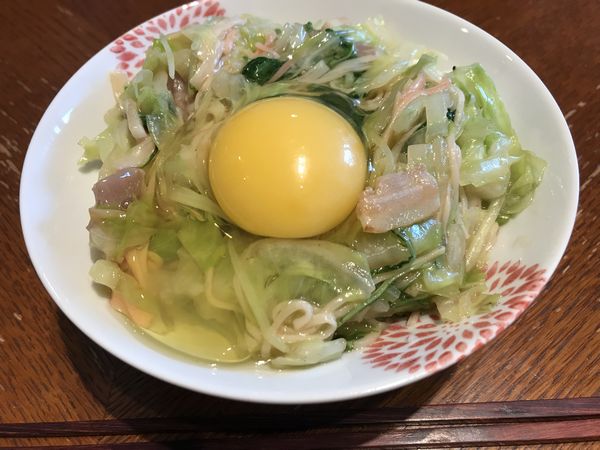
[357, 166, 440, 233]
[92, 167, 145, 209]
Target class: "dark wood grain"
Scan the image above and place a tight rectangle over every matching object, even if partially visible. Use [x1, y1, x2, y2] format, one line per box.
[0, 0, 598, 448]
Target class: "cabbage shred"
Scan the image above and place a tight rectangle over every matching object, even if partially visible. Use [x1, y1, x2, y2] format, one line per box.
[82, 16, 545, 367]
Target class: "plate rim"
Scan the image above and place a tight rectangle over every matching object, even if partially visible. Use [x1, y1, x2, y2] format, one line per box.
[19, 0, 579, 404]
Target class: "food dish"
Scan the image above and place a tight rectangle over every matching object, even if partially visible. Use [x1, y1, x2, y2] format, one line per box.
[20, 0, 577, 402]
[82, 16, 545, 368]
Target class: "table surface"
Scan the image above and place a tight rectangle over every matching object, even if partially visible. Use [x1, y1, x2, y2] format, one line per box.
[1, 0, 598, 448]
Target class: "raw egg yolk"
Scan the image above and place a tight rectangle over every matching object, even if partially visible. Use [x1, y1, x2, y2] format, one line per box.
[209, 97, 366, 238]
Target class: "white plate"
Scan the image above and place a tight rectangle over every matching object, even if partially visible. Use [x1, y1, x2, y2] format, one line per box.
[20, 0, 578, 403]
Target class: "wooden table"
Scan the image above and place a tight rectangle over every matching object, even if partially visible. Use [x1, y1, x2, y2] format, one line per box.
[1, 0, 598, 448]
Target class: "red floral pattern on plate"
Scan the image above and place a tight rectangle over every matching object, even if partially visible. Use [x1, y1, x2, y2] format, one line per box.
[363, 260, 547, 374]
[109, 1, 225, 77]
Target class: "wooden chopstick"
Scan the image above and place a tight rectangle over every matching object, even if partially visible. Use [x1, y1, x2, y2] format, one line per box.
[1, 397, 598, 438]
[2, 398, 598, 448]
[5, 419, 600, 449]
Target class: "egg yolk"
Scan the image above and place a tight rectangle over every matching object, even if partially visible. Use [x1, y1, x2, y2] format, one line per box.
[209, 97, 366, 238]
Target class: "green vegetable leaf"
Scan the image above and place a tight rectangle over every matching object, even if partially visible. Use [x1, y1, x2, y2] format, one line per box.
[242, 57, 285, 85]
[342, 246, 444, 324]
[422, 264, 461, 292]
[149, 228, 181, 262]
[452, 64, 546, 221]
[392, 229, 416, 261]
[333, 321, 378, 349]
[394, 219, 442, 258]
[313, 88, 367, 137]
[323, 29, 356, 66]
[136, 87, 180, 148]
[114, 201, 158, 258]
[177, 218, 226, 270]
[388, 295, 432, 315]
[451, 64, 512, 136]
[244, 239, 374, 305]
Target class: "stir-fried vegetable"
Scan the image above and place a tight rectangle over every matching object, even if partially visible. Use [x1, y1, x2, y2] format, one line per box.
[82, 16, 544, 367]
